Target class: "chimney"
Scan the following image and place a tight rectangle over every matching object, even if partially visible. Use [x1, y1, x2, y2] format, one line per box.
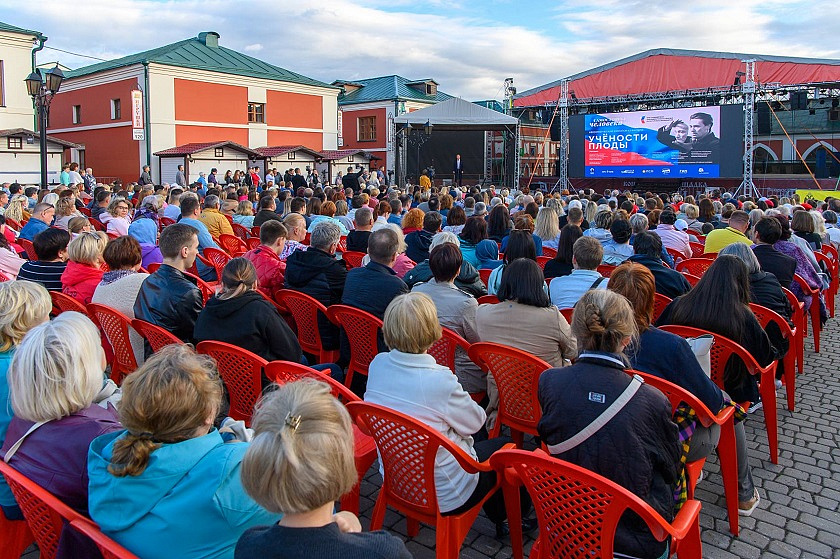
[198, 32, 220, 48]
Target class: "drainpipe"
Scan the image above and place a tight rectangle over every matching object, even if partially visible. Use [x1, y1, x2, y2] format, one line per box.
[142, 61, 152, 168]
[30, 34, 47, 130]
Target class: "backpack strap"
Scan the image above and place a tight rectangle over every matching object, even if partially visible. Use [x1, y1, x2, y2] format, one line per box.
[547, 374, 644, 455]
[589, 275, 607, 290]
[4, 421, 48, 463]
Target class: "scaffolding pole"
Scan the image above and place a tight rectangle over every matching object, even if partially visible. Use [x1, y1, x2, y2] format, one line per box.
[736, 59, 758, 198]
[552, 79, 573, 193]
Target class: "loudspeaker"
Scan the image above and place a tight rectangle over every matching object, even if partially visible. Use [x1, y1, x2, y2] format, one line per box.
[550, 124, 562, 142]
[756, 104, 771, 134]
[790, 91, 808, 110]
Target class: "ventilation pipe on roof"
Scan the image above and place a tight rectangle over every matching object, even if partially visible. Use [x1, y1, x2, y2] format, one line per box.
[198, 32, 220, 48]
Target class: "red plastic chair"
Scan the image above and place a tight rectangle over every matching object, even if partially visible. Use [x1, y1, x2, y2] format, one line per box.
[688, 241, 705, 254]
[665, 246, 686, 264]
[347, 401, 509, 558]
[489, 449, 702, 559]
[50, 290, 90, 317]
[89, 218, 106, 232]
[814, 251, 836, 318]
[231, 222, 250, 241]
[792, 274, 821, 353]
[337, 236, 347, 253]
[219, 233, 248, 256]
[542, 247, 557, 258]
[303, 232, 311, 245]
[782, 287, 805, 374]
[749, 303, 797, 412]
[275, 289, 340, 364]
[627, 370, 739, 535]
[427, 327, 470, 372]
[676, 258, 715, 277]
[203, 246, 232, 279]
[264, 361, 376, 517]
[250, 225, 261, 237]
[559, 307, 574, 324]
[146, 262, 161, 273]
[326, 305, 383, 389]
[183, 269, 217, 304]
[0, 271, 9, 283]
[468, 342, 551, 447]
[341, 250, 366, 269]
[70, 518, 139, 559]
[478, 267, 492, 287]
[245, 237, 261, 250]
[682, 272, 701, 287]
[106, 232, 120, 240]
[596, 264, 616, 277]
[87, 304, 139, 385]
[659, 325, 779, 463]
[536, 256, 551, 271]
[130, 319, 183, 352]
[694, 234, 706, 242]
[0, 460, 86, 559]
[159, 216, 176, 228]
[78, 207, 92, 217]
[17, 238, 38, 261]
[196, 341, 267, 425]
[0, 510, 33, 559]
[652, 292, 672, 322]
[477, 294, 500, 304]
[3, 217, 21, 231]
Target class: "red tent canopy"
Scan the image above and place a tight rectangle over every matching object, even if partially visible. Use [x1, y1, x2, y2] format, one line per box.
[515, 48, 840, 107]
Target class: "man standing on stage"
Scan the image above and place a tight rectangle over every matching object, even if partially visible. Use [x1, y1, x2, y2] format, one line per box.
[453, 154, 464, 186]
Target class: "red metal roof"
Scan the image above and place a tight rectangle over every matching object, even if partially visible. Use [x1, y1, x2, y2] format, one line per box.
[515, 48, 840, 107]
[254, 145, 322, 158]
[154, 141, 261, 158]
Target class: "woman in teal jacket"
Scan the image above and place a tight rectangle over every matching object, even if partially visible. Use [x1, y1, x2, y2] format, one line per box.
[87, 344, 279, 559]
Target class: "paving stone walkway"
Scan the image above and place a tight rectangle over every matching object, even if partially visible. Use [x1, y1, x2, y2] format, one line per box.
[355, 317, 840, 558]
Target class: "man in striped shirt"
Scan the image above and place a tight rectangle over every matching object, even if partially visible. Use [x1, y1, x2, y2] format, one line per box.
[16, 229, 70, 291]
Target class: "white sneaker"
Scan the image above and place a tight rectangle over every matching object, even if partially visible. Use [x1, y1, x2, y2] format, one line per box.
[774, 379, 783, 390]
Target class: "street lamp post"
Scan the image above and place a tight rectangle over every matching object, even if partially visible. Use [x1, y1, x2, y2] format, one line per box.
[24, 66, 64, 188]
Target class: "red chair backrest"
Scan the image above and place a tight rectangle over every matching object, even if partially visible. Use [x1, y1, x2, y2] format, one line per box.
[337, 236, 347, 253]
[245, 237, 261, 250]
[231, 222, 250, 241]
[427, 327, 470, 372]
[0, 460, 85, 559]
[596, 264, 616, 277]
[665, 246, 684, 263]
[559, 307, 574, 323]
[536, 256, 551, 270]
[542, 247, 557, 258]
[676, 258, 715, 277]
[265, 361, 360, 403]
[203, 247, 232, 279]
[50, 290, 89, 317]
[688, 241, 705, 254]
[342, 251, 366, 269]
[250, 226, 261, 237]
[488, 449, 695, 559]
[130, 319, 183, 352]
[183, 269, 217, 304]
[625, 369, 718, 427]
[0, 271, 9, 283]
[69, 518, 139, 559]
[326, 305, 383, 377]
[347, 401, 485, 519]
[146, 262, 161, 273]
[4, 217, 22, 231]
[159, 217, 176, 228]
[106, 232, 120, 240]
[78, 207, 92, 217]
[468, 342, 551, 437]
[652, 293, 672, 322]
[792, 273, 819, 297]
[89, 218, 106, 232]
[275, 289, 331, 358]
[18, 238, 38, 261]
[87, 304, 139, 385]
[219, 234, 247, 256]
[479, 268, 492, 287]
[477, 295, 500, 305]
[224, 214, 234, 225]
[196, 340, 268, 425]
[303, 232, 311, 245]
[748, 303, 795, 341]
[682, 272, 701, 287]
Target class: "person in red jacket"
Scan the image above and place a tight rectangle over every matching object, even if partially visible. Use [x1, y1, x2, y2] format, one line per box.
[243, 220, 287, 295]
[61, 231, 107, 304]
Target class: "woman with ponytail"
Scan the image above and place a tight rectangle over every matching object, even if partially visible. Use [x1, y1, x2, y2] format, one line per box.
[87, 344, 279, 559]
[537, 289, 681, 559]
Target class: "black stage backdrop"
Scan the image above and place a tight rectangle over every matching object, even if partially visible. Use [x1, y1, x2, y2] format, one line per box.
[405, 130, 484, 183]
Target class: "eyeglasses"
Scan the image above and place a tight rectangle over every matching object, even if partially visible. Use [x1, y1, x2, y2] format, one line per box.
[117, 205, 130, 210]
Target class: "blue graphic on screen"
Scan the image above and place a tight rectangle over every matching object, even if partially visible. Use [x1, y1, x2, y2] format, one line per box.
[584, 106, 721, 178]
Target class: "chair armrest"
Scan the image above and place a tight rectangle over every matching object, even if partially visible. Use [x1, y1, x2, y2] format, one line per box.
[669, 500, 702, 540]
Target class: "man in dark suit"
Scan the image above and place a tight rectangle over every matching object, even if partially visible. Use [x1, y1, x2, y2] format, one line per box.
[752, 217, 797, 289]
[452, 154, 464, 186]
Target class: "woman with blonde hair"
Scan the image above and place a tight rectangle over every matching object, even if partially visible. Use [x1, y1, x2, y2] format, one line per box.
[0, 281, 52, 519]
[1, 312, 120, 520]
[4, 194, 30, 224]
[233, 200, 256, 228]
[67, 216, 93, 237]
[538, 289, 681, 558]
[534, 206, 561, 250]
[53, 197, 80, 231]
[61, 231, 107, 304]
[99, 197, 132, 237]
[237, 380, 411, 558]
[87, 344, 278, 559]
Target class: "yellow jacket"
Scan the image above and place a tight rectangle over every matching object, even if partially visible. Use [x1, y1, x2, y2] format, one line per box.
[199, 208, 234, 239]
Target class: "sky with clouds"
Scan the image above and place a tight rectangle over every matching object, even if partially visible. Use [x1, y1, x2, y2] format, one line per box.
[2, 0, 835, 101]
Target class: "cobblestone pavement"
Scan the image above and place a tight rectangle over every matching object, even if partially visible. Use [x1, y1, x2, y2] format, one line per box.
[355, 318, 840, 558]
[20, 319, 840, 559]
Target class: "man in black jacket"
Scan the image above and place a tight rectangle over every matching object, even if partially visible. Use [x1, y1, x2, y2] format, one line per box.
[253, 194, 282, 227]
[627, 231, 691, 299]
[752, 217, 797, 289]
[342, 228, 409, 321]
[342, 166, 364, 193]
[133, 224, 203, 350]
[405, 211, 442, 263]
[284, 221, 348, 351]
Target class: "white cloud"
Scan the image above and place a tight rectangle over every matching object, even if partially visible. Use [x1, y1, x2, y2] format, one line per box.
[0, 0, 832, 101]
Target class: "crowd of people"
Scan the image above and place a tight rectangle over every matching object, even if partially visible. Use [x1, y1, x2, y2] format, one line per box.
[0, 171, 834, 559]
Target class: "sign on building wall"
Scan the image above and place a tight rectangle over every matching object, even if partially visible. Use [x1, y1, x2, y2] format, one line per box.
[131, 90, 145, 141]
[337, 109, 343, 147]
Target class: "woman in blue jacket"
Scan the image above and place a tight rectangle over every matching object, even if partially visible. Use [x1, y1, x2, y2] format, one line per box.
[87, 344, 280, 559]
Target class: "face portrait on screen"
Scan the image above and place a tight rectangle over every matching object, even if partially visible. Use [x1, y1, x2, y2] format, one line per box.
[673, 122, 689, 142]
[689, 115, 712, 140]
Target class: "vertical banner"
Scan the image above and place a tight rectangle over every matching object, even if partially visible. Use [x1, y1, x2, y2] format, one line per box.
[131, 89, 145, 141]
[337, 109, 343, 147]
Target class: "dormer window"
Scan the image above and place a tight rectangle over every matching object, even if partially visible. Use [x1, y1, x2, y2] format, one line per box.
[426, 83, 436, 96]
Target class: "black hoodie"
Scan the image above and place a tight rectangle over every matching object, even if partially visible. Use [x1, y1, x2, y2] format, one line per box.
[193, 290, 302, 366]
